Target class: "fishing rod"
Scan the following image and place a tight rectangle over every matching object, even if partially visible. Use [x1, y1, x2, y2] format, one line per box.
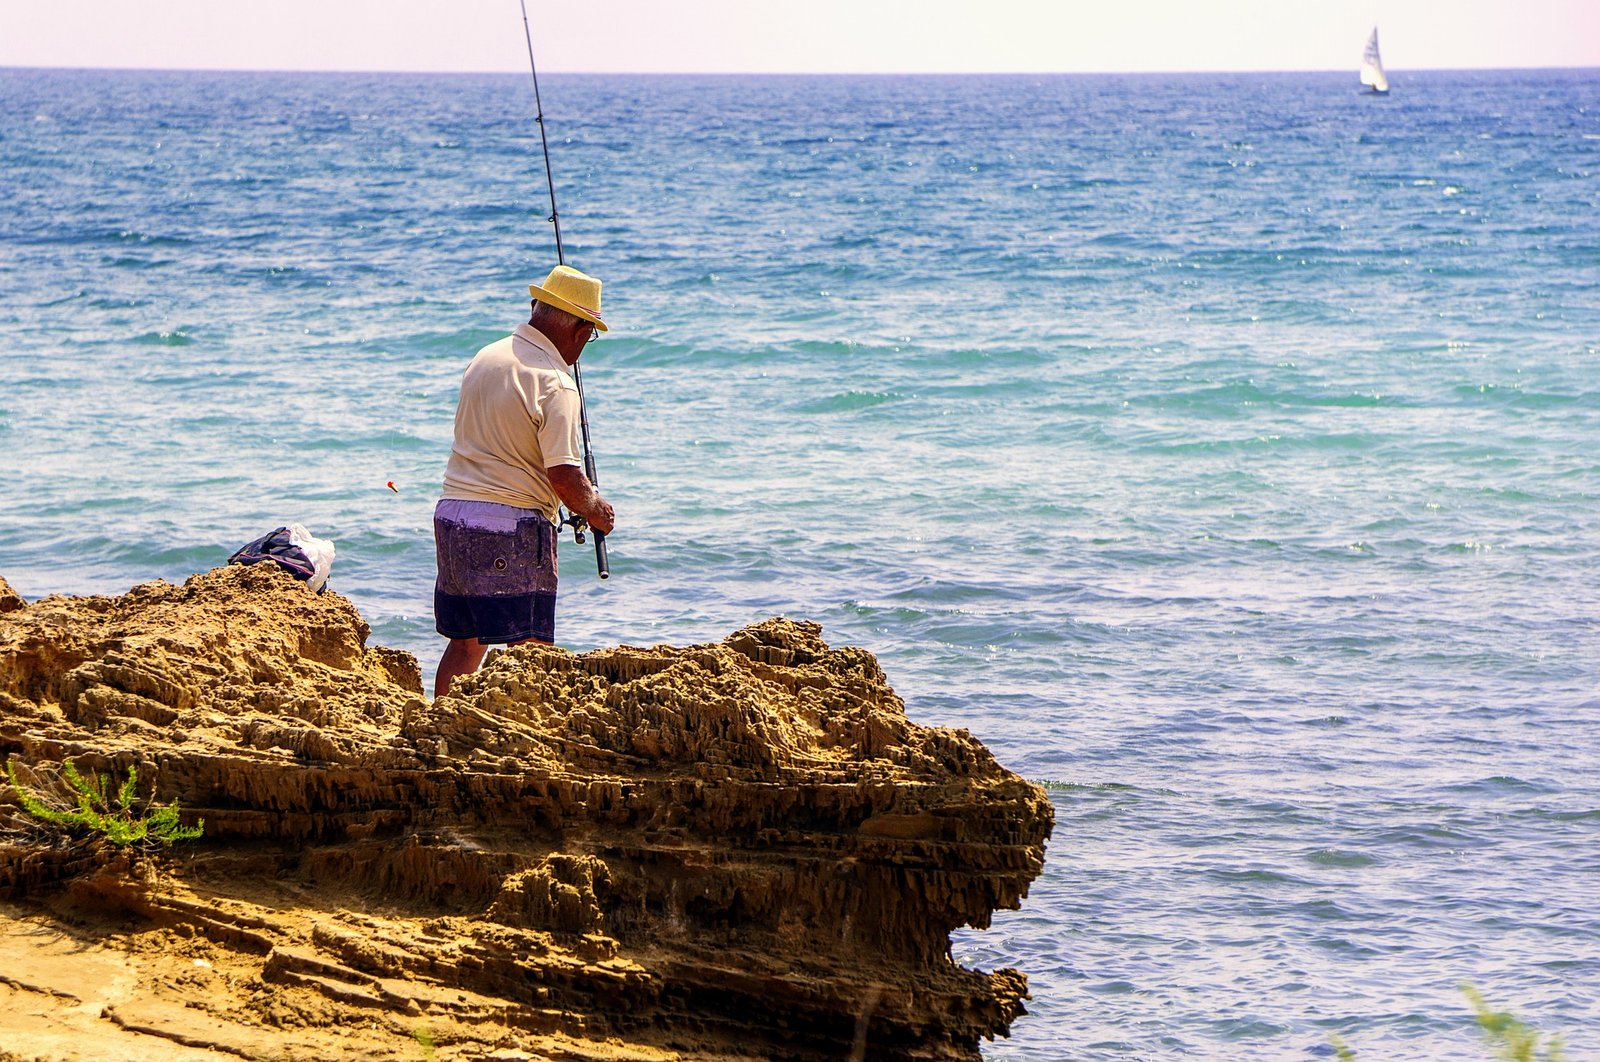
[518, 0, 609, 580]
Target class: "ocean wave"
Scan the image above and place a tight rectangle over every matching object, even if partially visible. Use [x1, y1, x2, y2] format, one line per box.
[790, 390, 903, 414]
[131, 328, 197, 346]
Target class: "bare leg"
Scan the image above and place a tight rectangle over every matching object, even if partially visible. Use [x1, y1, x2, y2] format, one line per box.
[435, 637, 488, 699]
[434, 634, 557, 700]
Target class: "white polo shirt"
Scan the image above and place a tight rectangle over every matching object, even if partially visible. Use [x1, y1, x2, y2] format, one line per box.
[440, 323, 584, 523]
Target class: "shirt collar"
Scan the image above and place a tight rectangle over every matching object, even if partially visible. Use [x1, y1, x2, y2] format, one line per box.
[512, 323, 571, 372]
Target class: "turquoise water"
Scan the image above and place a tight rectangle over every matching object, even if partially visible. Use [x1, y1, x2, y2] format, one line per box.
[3, 67, 1599, 1058]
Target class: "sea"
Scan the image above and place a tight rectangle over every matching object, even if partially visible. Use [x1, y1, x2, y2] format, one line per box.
[2, 66, 1597, 1059]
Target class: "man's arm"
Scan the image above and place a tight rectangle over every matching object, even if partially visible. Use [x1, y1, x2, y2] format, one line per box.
[548, 464, 615, 534]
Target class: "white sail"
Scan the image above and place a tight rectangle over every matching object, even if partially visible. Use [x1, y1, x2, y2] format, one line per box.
[1360, 27, 1389, 92]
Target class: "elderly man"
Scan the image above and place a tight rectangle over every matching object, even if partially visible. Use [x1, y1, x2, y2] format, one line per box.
[432, 265, 616, 697]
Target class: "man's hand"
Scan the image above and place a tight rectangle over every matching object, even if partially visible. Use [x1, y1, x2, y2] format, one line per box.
[548, 464, 614, 535]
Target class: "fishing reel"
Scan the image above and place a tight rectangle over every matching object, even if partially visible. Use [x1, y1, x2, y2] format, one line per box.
[559, 508, 588, 545]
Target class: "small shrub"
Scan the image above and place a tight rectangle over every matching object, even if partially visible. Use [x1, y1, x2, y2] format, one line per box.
[5, 757, 203, 847]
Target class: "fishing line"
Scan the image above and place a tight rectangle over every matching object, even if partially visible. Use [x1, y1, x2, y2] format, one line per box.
[517, 0, 609, 580]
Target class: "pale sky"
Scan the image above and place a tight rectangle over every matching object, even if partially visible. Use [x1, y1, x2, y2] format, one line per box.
[2, 0, 1597, 74]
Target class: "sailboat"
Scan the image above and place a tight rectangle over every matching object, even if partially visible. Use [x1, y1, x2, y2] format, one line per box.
[1360, 27, 1390, 95]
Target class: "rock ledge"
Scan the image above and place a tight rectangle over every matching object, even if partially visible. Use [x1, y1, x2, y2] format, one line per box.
[0, 565, 1052, 1061]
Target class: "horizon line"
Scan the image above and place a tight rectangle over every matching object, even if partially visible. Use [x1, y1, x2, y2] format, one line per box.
[5, 62, 1598, 78]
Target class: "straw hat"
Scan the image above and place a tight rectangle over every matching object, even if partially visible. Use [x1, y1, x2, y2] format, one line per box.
[529, 265, 608, 332]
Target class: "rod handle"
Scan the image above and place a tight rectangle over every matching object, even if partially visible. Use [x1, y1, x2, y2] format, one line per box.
[594, 529, 609, 580]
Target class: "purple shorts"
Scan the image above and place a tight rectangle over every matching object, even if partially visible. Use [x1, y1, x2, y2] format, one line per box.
[433, 499, 558, 644]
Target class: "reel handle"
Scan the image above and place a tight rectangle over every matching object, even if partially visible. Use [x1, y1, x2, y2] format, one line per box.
[562, 510, 587, 544]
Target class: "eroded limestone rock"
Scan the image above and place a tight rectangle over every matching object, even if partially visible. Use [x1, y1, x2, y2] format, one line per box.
[0, 575, 23, 614]
[0, 565, 1052, 1060]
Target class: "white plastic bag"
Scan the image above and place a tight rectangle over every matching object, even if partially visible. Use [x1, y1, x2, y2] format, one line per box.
[284, 523, 336, 592]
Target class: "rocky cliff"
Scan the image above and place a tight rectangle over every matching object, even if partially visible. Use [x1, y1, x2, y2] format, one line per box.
[0, 565, 1052, 1061]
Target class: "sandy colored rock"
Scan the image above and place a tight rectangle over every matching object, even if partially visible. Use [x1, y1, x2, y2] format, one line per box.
[0, 575, 23, 614]
[0, 565, 1052, 1060]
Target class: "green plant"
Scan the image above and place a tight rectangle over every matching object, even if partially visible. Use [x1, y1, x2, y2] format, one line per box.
[1334, 987, 1567, 1061]
[5, 757, 203, 847]
[1464, 985, 1566, 1062]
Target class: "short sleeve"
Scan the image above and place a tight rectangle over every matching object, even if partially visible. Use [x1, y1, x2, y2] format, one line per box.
[538, 383, 584, 469]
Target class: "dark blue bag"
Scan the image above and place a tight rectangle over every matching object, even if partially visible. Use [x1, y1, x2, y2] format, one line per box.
[228, 525, 334, 590]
